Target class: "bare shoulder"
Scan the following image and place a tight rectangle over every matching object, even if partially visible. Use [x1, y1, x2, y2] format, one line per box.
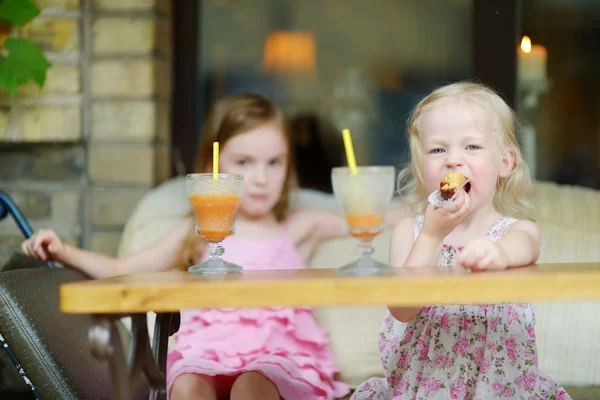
[506, 219, 542, 241]
[287, 209, 345, 246]
[287, 209, 315, 228]
[287, 209, 318, 242]
[391, 215, 416, 241]
[389, 215, 416, 267]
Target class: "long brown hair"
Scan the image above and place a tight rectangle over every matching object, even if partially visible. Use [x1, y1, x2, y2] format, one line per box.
[194, 93, 296, 221]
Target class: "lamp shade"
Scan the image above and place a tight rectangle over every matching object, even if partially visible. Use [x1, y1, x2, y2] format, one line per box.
[262, 31, 316, 73]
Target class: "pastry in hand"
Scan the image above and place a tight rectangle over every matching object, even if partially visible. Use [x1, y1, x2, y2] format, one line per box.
[440, 171, 469, 200]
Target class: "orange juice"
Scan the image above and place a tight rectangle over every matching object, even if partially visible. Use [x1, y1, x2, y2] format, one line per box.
[189, 194, 242, 242]
[346, 214, 383, 239]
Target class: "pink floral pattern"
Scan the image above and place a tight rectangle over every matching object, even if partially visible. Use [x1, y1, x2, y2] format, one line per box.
[351, 216, 571, 400]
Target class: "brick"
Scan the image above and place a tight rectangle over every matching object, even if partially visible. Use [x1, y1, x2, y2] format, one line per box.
[92, 18, 155, 55]
[42, 64, 80, 94]
[156, 102, 169, 142]
[90, 231, 122, 257]
[155, 0, 171, 16]
[155, 58, 171, 99]
[20, 19, 80, 53]
[154, 144, 170, 184]
[3, 190, 52, 219]
[50, 189, 82, 230]
[0, 108, 8, 139]
[155, 16, 171, 57]
[0, 187, 81, 236]
[2, 64, 80, 98]
[91, 187, 148, 226]
[91, 60, 153, 97]
[88, 144, 157, 185]
[36, 0, 80, 8]
[0, 146, 84, 181]
[91, 100, 158, 142]
[93, 0, 155, 11]
[20, 104, 81, 142]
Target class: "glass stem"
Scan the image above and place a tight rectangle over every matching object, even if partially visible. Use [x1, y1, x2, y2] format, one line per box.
[206, 241, 225, 262]
[357, 240, 375, 258]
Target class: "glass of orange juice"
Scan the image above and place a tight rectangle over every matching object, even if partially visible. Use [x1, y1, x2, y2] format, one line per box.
[186, 173, 244, 274]
[331, 166, 396, 275]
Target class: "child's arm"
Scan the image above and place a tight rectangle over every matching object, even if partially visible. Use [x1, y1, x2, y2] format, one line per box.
[457, 220, 541, 270]
[21, 219, 195, 278]
[499, 220, 542, 266]
[292, 204, 413, 246]
[387, 216, 444, 322]
[388, 191, 471, 322]
[295, 209, 346, 244]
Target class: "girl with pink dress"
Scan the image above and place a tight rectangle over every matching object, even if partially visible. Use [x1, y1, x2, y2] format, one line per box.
[351, 82, 571, 400]
[22, 94, 402, 399]
[160, 94, 354, 399]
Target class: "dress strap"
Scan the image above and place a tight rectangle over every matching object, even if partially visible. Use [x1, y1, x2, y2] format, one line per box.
[414, 215, 519, 242]
[484, 217, 519, 241]
[413, 215, 425, 242]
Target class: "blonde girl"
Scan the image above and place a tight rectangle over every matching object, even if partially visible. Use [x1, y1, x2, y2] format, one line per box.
[352, 82, 570, 400]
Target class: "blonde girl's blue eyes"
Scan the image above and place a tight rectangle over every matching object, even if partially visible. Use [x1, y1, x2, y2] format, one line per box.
[236, 159, 248, 166]
[428, 145, 480, 154]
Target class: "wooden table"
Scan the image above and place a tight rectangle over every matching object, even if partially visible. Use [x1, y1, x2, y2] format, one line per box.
[59, 263, 600, 399]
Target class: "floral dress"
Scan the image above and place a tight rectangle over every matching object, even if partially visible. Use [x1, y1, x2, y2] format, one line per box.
[351, 216, 571, 400]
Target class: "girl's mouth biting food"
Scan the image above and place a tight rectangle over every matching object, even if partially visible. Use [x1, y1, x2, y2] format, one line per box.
[440, 171, 470, 200]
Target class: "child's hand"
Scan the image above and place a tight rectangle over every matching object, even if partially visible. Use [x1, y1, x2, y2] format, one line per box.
[456, 238, 509, 270]
[21, 229, 64, 262]
[421, 189, 471, 240]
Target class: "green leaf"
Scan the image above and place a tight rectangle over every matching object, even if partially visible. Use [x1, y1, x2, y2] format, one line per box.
[0, 37, 51, 96]
[0, 0, 41, 26]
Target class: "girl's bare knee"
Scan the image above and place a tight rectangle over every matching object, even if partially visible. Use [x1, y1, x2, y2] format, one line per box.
[170, 374, 216, 400]
[231, 372, 279, 400]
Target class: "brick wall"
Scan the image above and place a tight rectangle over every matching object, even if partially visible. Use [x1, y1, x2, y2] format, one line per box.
[0, 0, 172, 265]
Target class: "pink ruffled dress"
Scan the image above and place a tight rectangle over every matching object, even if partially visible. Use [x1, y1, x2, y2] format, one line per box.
[166, 231, 350, 399]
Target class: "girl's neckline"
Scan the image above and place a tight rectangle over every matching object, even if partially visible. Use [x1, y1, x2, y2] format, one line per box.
[231, 217, 291, 242]
[226, 231, 289, 243]
[419, 216, 514, 249]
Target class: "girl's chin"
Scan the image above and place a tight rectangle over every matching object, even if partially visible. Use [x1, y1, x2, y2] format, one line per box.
[238, 207, 273, 220]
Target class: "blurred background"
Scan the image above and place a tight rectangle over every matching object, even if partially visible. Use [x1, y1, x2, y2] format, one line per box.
[0, 0, 599, 263]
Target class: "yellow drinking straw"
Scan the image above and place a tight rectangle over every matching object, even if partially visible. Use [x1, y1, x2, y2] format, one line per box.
[342, 128, 358, 175]
[213, 142, 219, 179]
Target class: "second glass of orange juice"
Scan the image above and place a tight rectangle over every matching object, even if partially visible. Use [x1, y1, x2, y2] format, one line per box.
[186, 173, 244, 274]
[331, 166, 396, 275]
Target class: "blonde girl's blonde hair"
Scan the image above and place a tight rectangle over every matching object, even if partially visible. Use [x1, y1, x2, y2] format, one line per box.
[397, 81, 532, 217]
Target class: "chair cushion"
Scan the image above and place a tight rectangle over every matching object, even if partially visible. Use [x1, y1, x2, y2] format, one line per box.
[0, 254, 147, 399]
